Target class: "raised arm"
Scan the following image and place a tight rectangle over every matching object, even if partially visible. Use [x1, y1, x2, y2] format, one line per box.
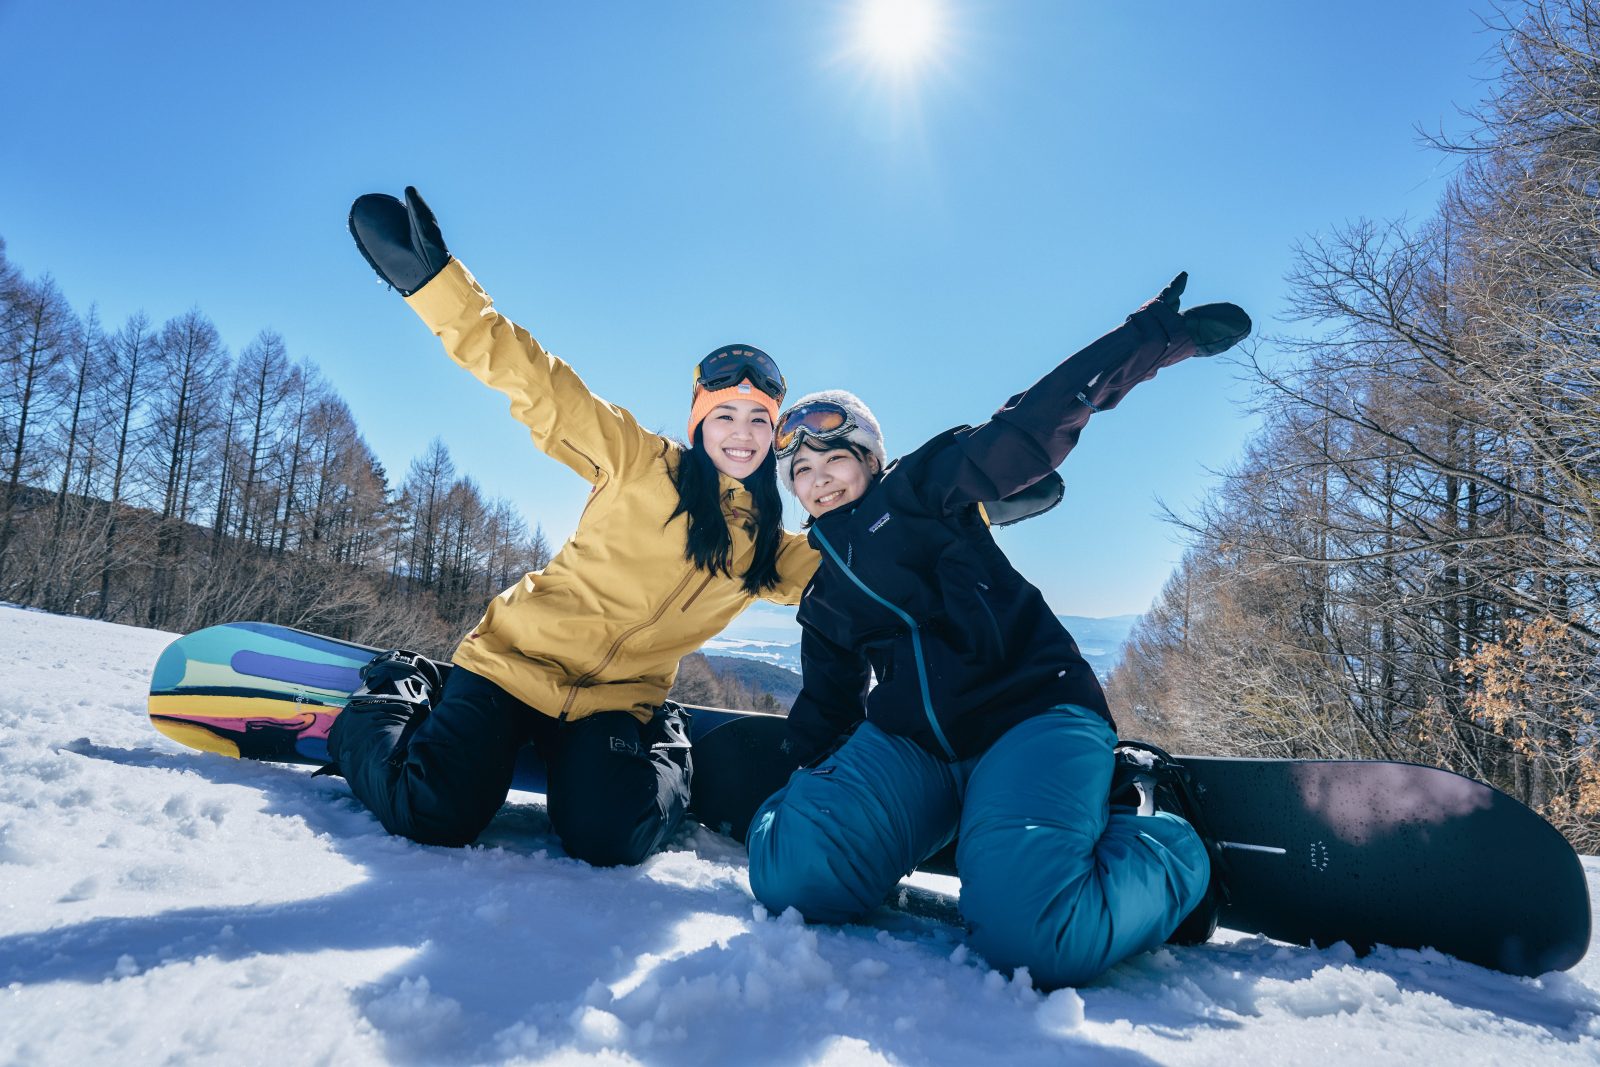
[924, 274, 1249, 510]
[351, 187, 654, 484]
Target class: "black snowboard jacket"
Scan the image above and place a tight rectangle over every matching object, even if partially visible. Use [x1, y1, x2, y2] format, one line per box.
[786, 297, 1200, 766]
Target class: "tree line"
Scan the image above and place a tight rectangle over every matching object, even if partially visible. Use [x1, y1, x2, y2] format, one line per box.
[669, 653, 787, 714]
[0, 243, 553, 655]
[1106, 0, 1600, 849]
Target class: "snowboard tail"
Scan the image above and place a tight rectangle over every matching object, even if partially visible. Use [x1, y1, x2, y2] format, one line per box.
[1184, 756, 1589, 977]
[148, 622, 372, 764]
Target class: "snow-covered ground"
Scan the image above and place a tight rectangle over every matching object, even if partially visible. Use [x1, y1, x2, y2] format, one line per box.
[1, 605, 1596, 1066]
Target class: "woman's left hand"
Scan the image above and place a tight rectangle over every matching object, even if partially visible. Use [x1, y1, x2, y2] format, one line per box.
[349, 185, 452, 296]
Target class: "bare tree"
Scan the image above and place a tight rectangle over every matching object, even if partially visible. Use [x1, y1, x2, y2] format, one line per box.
[35, 306, 108, 612]
[95, 312, 159, 617]
[399, 438, 456, 590]
[0, 276, 72, 576]
[230, 331, 293, 547]
[272, 361, 324, 556]
[144, 310, 228, 627]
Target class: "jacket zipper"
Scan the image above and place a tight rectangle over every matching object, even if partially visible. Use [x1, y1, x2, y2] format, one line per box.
[812, 525, 957, 760]
[562, 568, 697, 716]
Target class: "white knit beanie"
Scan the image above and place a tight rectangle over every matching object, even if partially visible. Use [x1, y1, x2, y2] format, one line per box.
[779, 389, 888, 495]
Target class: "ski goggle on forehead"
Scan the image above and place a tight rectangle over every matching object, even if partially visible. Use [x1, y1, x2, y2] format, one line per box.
[693, 345, 786, 405]
[775, 399, 857, 459]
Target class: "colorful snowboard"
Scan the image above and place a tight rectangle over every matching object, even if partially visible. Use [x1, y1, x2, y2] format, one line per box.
[149, 622, 1590, 977]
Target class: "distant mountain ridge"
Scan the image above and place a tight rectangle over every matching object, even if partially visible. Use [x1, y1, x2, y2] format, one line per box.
[1059, 614, 1141, 678]
[702, 604, 1138, 683]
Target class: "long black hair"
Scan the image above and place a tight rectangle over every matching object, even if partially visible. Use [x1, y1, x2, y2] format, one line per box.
[668, 427, 786, 594]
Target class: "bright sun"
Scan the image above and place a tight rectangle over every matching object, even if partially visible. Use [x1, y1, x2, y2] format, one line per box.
[853, 0, 945, 72]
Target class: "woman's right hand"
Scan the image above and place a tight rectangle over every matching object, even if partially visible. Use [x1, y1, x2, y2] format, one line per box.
[349, 186, 452, 296]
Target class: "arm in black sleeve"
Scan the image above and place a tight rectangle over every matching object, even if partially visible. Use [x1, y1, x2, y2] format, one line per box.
[784, 626, 871, 767]
[922, 296, 1194, 510]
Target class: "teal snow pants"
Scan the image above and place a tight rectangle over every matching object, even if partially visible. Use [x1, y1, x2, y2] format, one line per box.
[746, 705, 1210, 988]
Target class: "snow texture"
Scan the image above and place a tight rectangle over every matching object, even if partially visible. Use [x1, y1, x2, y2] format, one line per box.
[0, 604, 1596, 1065]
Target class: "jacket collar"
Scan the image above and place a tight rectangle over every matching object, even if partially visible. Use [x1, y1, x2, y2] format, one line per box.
[806, 473, 882, 544]
[718, 471, 753, 509]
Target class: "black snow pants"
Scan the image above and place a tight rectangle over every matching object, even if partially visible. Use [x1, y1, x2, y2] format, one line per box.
[328, 663, 692, 867]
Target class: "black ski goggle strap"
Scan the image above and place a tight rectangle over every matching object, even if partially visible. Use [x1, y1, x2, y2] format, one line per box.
[693, 345, 787, 404]
[776, 399, 856, 458]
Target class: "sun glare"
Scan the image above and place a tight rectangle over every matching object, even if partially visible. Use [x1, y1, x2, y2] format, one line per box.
[853, 0, 946, 73]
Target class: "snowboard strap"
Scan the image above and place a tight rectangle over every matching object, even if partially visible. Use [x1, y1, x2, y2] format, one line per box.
[357, 650, 446, 768]
[1164, 758, 1233, 909]
[315, 649, 449, 777]
[1113, 739, 1234, 908]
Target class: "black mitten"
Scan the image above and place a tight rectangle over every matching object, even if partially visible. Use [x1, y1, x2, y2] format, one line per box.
[349, 186, 452, 296]
[1152, 271, 1252, 357]
[1181, 302, 1252, 357]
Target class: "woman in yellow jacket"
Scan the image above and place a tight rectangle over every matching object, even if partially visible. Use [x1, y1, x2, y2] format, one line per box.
[330, 187, 817, 865]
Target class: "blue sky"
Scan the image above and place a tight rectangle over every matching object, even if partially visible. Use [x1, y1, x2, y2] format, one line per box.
[1, 1, 1493, 617]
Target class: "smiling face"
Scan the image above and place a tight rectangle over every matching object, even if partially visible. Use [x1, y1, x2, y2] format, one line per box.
[698, 398, 775, 479]
[788, 440, 880, 518]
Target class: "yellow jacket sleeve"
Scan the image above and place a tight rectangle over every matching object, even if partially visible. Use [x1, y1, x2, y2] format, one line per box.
[765, 530, 820, 606]
[404, 260, 655, 484]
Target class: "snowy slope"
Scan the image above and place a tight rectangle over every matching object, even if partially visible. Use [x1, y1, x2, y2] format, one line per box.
[0, 605, 1596, 1066]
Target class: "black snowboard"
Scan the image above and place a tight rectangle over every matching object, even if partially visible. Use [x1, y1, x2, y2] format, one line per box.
[689, 714, 1591, 978]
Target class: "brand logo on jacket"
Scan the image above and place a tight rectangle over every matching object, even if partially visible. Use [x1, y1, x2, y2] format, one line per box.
[869, 512, 892, 533]
[609, 737, 645, 757]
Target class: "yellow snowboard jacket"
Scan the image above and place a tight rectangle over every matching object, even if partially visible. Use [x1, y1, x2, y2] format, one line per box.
[405, 260, 818, 723]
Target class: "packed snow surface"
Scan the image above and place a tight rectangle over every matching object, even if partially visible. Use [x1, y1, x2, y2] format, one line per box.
[1, 605, 1596, 1065]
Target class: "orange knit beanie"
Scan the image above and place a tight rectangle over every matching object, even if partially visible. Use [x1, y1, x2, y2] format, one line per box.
[687, 379, 782, 441]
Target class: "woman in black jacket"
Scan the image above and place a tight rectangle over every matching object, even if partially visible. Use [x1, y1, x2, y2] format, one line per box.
[746, 274, 1250, 987]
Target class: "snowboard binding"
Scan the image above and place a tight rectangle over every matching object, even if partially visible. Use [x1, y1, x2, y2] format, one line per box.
[1111, 740, 1232, 946]
[316, 649, 449, 778]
